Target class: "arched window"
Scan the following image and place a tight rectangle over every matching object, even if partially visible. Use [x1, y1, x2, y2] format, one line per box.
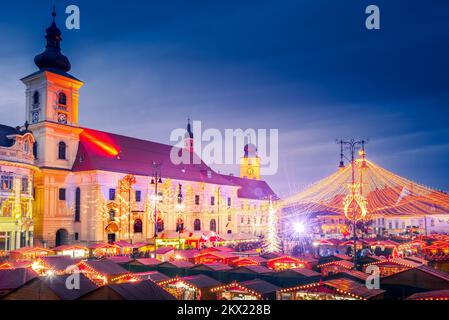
[134, 219, 143, 233]
[210, 219, 216, 232]
[74, 188, 81, 222]
[58, 141, 66, 160]
[33, 91, 40, 106]
[58, 92, 67, 105]
[194, 219, 201, 231]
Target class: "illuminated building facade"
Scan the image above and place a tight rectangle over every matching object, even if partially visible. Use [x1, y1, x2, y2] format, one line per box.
[0, 125, 36, 250]
[0, 10, 277, 247]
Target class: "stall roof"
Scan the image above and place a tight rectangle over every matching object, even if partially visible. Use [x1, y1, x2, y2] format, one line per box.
[324, 278, 385, 300]
[406, 289, 449, 300]
[133, 271, 170, 283]
[231, 265, 274, 274]
[182, 274, 221, 288]
[239, 279, 280, 295]
[134, 258, 163, 266]
[105, 280, 176, 300]
[106, 256, 134, 264]
[39, 274, 98, 300]
[38, 256, 80, 272]
[0, 268, 37, 291]
[159, 260, 195, 269]
[78, 260, 129, 276]
[278, 267, 321, 278]
[191, 263, 233, 271]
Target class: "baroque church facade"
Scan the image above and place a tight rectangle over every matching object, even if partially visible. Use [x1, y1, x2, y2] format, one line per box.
[0, 11, 277, 250]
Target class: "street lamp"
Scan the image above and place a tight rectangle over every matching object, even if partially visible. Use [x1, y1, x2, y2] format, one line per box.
[336, 139, 369, 270]
[150, 161, 162, 258]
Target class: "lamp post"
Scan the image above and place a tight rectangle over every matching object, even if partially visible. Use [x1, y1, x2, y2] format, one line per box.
[336, 139, 368, 270]
[150, 161, 162, 258]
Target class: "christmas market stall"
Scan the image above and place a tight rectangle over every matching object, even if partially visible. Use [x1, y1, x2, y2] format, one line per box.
[53, 244, 89, 259]
[210, 279, 280, 300]
[229, 256, 267, 268]
[9, 247, 54, 261]
[2, 273, 97, 300]
[157, 260, 195, 278]
[158, 274, 221, 300]
[88, 243, 120, 258]
[278, 278, 385, 300]
[76, 260, 138, 285]
[227, 265, 275, 282]
[79, 280, 176, 300]
[132, 270, 170, 283]
[189, 263, 233, 282]
[122, 258, 163, 272]
[193, 251, 238, 265]
[317, 260, 354, 276]
[362, 258, 422, 277]
[273, 268, 321, 288]
[31, 256, 79, 276]
[381, 265, 449, 299]
[266, 255, 314, 271]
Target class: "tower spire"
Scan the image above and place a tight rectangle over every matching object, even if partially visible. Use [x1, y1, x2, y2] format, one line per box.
[34, 6, 71, 72]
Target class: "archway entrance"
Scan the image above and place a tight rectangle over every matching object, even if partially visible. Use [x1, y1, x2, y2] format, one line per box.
[55, 229, 69, 247]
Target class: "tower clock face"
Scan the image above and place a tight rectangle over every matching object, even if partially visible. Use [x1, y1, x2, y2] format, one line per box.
[247, 167, 254, 176]
[31, 111, 39, 124]
[57, 112, 67, 124]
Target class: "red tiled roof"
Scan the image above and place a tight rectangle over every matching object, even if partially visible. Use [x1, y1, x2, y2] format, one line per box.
[72, 127, 277, 200]
[72, 128, 236, 186]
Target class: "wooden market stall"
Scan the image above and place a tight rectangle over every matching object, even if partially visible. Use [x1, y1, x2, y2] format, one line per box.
[278, 278, 385, 300]
[229, 256, 267, 268]
[406, 289, 449, 300]
[362, 258, 422, 277]
[79, 280, 176, 300]
[53, 244, 89, 259]
[193, 251, 238, 265]
[0, 268, 37, 298]
[9, 247, 54, 261]
[266, 255, 312, 271]
[31, 256, 79, 276]
[158, 274, 221, 300]
[317, 260, 354, 276]
[3, 273, 97, 300]
[76, 260, 138, 285]
[210, 279, 280, 300]
[88, 243, 121, 258]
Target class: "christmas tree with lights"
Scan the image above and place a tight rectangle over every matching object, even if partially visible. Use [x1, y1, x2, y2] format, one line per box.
[262, 200, 281, 253]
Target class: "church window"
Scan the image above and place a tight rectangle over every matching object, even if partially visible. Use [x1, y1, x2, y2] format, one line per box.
[194, 219, 201, 231]
[58, 92, 67, 106]
[195, 195, 200, 205]
[33, 91, 40, 107]
[58, 141, 66, 160]
[227, 197, 231, 207]
[135, 190, 141, 202]
[210, 196, 215, 206]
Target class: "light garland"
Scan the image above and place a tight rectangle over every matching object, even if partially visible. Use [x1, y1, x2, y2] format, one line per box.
[282, 159, 449, 221]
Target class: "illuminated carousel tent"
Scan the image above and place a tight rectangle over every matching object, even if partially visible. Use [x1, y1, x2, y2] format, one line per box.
[282, 158, 449, 221]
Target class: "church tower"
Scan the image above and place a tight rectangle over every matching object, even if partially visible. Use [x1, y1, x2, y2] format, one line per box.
[240, 143, 261, 180]
[21, 8, 83, 170]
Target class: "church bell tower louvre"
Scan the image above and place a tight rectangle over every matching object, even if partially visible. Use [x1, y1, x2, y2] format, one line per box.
[21, 7, 84, 170]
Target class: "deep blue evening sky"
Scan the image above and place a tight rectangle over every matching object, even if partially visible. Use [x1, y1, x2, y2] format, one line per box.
[0, 0, 448, 197]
